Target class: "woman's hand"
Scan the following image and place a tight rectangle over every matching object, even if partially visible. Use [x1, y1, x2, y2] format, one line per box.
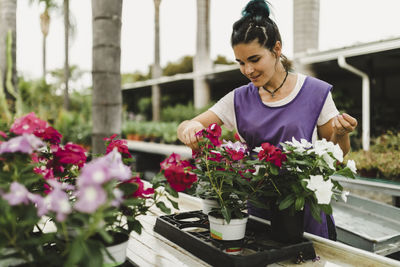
[177, 120, 205, 150]
[332, 113, 358, 137]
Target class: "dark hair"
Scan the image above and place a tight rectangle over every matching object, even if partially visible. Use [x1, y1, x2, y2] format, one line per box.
[231, 0, 292, 71]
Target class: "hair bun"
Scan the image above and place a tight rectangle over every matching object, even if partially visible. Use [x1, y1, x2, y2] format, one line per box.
[241, 0, 270, 19]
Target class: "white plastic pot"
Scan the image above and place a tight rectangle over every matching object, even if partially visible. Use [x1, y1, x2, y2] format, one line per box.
[201, 198, 220, 215]
[208, 213, 248, 241]
[103, 236, 129, 266]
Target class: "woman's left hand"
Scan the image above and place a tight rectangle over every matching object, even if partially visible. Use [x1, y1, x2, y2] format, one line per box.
[332, 113, 358, 136]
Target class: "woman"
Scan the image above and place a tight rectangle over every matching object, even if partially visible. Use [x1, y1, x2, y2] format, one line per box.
[177, 0, 357, 240]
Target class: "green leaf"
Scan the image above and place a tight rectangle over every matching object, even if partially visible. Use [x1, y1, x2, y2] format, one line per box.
[166, 196, 179, 209]
[309, 201, 322, 223]
[221, 206, 231, 224]
[65, 238, 85, 266]
[320, 204, 333, 215]
[156, 201, 171, 214]
[165, 184, 179, 198]
[295, 197, 305, 211]
[270, 165, 279, 175]
[278, 194, 295, 210]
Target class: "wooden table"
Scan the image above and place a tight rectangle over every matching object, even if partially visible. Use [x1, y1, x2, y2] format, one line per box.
[127, 193, 400, 267]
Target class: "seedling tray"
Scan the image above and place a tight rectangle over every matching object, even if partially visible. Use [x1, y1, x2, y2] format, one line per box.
[154, 211, 316, 267]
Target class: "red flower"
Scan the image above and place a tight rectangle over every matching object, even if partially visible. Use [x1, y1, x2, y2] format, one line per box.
[257, 142, 286, 167]
[10, 112, 48, 135]
[54, 143, 87, 168]
[104, 134, 132, 158]
[34, 126, 62, 144]
[128, 176, 155, 198]
[234, 132, 241, 141]
[208, 151, 223, 162]
[164, 165, 197, 192]
[226, 148, 245, 161]
[160, 153, 181, 170]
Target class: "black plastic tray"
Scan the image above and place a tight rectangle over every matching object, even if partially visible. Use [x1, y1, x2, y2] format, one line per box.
[154, 211, 316, 267]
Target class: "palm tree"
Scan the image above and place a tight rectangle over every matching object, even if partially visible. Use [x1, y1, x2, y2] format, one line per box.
[29, 0, 58, 82]
[91, 0, 123, 154]
[152, 0, 161, 121]
[0, 0, 18, 122]
[194, 0, 212, 109]
[63, 0, 70, 110]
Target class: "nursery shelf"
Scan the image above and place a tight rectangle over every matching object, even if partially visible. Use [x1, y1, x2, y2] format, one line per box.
[126, 140, 192, 158]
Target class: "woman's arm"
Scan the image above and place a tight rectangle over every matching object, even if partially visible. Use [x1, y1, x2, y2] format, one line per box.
[317, 113, 358, 156]
[177, 110, 223, 150]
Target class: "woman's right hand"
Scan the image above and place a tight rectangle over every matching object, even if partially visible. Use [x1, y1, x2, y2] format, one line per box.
[177, 120, 205, 150]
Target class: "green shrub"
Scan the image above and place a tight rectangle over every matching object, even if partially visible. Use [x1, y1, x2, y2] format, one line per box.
[347, 131, 400, 181]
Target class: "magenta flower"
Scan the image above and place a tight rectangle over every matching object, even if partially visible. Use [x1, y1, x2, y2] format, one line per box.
[0, 134, 45, 154]
[54, 143, 87, 168]
[164, 165, 197, 192]
[128, 176, 155, 198]
[0, 131, 7, 139]
[104, 134, 132, 158]
[160, 153, 181, 170]
[74, 184, 107, 213]
[257, 142, 287, 167]
[2, 182, 30, 205]
[10, 112, 48, 135]
[34, 126, 62, 145]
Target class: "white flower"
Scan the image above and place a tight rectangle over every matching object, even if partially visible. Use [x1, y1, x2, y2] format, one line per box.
[253, 146, 262, 153]
[284, 137, 312, 153]
[253, 165, 263, 176]
[322, 153, 335, 170]
[341, 191, 350, 202]
[305, 175, 334, 205]
[330, 143, 344, 162]
[221, 140, 247, 153]
[347, 160, 357, 174]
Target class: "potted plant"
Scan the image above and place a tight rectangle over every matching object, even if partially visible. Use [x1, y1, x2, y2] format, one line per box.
[0, 112, 189, 266]
[187, 124, 282, 248]
[258, 137, 357, 243]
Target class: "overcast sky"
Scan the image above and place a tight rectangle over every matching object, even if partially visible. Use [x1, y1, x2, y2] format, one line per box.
[16, 0, 400, 81]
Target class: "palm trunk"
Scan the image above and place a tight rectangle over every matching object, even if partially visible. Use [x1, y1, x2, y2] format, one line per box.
[194, 0, 211, 109]
[91, 0, 123, 154]
[152, 0, 161, 121]
[63, 0, 70, 110]
[0, 0, 17, 121]
[40, 10, 50, 81]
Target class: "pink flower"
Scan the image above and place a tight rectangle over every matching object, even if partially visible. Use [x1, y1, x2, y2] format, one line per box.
[10, 112, 48, 135]
[104, 134, 132, 158]
[2, 182, 30, 205]
[164, 165, 197, 192]
[205, 123, 222, 147]
[47, 188, 72, 221]
[0, 134, 45, 154]
[0, 131, 7, 139]
[74, 184, 107, 213]
[34, 126, 62, 145]
[54, 143, 87, 168]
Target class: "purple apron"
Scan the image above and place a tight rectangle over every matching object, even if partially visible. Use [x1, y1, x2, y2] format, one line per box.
[234, 76, 334, 239]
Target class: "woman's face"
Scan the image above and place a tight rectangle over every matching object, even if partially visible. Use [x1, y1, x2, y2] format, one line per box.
[233, 40, 278, 87]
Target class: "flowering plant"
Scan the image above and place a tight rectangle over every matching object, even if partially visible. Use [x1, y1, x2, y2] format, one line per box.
[257, 137, 357, 222]
[0, 113, 178, 266]
[185, 123, 278, 223]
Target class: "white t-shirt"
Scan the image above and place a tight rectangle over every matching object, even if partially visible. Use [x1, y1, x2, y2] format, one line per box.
[209, 73, 339, 144]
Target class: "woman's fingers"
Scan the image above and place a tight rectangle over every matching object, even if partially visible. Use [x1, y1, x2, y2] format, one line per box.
[332, 113, 358, 136]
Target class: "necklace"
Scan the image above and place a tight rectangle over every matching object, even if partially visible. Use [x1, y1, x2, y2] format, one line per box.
[262, 71, 289, 97]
